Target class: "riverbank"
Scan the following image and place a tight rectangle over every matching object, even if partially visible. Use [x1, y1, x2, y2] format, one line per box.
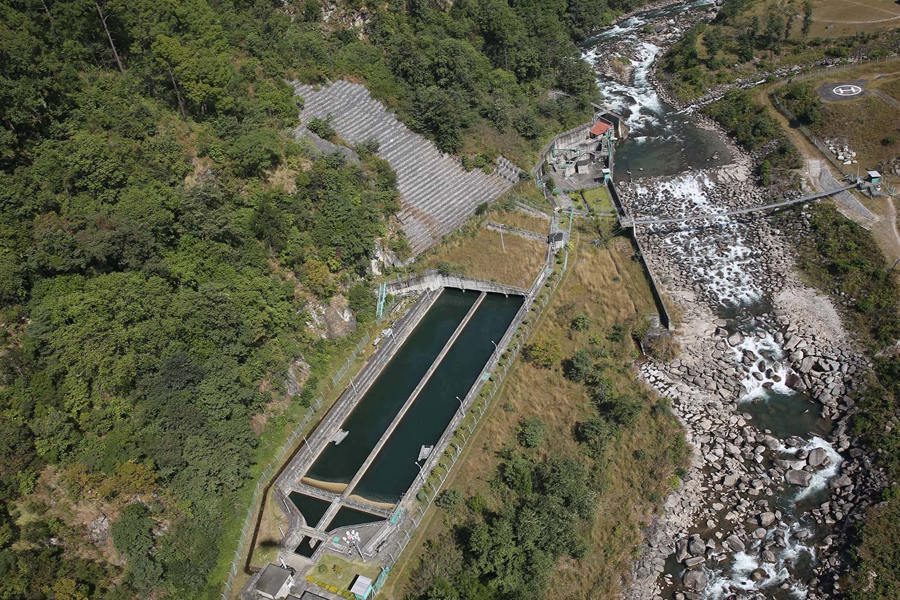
[578, 1, 891, 598]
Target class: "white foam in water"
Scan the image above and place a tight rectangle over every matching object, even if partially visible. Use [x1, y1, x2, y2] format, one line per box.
[704, 523, 815, 599]
[732, 332, 793, 400]
[629, 173, 762, 305]
[795, 437, 843, 501]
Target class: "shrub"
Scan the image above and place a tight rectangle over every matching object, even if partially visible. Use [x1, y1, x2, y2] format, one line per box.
[570, 313, 591, 332]
[562, 348, 594, 382]
[523, 339, 560, 369]
[436, 489, 462, 509]
[517, 417, 546, 448]
[307, 114, 336, 139]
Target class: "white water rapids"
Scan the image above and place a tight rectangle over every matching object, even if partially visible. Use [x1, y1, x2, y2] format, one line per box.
[582, 2, 846, 597]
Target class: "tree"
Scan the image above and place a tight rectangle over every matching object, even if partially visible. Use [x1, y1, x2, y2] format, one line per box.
[413, 86, 464, 153]
[517, 417, 545, 448]
[228, 129, 281, 177]
[252, 195, 288, 251]
[802, 0, 813, 36]
[112, 503, 161, 593]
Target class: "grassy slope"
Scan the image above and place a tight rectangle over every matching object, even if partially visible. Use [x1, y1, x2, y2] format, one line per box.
[418, 206, 550, 290]
[383, 228, 687, 599]
[782, 203, 899, 599]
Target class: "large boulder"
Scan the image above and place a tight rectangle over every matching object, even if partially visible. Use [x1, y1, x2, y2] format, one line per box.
[688, 534, 706, 556]
[683, 569, 709, 591]
[684, 556, 705, 568]
[807, 447, 828, 467]
[786, 470, 812, 486]
[725, 535, 745, 552]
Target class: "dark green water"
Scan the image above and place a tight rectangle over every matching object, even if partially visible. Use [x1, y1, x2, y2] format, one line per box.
[305, 288, 478, 486]
[740, 389, 831, 439]
[354, 293, 524, 503]
[288, 492, 332, 528]
[294, 536, 321, 558]
[324, 506, 384, 531]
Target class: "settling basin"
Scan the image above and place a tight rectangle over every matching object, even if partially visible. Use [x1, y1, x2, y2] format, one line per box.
[304, 288, 477, 489]
[354, 292, 524, 502]
[302, 288, 524, 507]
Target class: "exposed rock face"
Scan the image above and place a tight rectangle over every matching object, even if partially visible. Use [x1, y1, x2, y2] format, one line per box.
[323, 294, 357, 339]
[285, 357, 311, 397]
[88, 514, 110, 545]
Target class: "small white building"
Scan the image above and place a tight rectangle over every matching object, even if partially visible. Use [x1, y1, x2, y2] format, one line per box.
[349, 574, 374, 600]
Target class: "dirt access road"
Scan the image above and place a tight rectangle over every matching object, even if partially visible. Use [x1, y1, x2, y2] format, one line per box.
[753, 67, 900, 266]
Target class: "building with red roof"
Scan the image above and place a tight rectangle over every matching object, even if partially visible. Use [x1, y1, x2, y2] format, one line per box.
[589, 119, 612, 137]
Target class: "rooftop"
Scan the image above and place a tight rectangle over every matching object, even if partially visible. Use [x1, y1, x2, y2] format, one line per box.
[350, 575, 373, 595]
[257, 564, 293, 598]
[590, 120, 612, 136]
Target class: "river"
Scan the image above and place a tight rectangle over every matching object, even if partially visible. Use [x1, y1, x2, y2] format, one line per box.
[581, 3, 866, 598]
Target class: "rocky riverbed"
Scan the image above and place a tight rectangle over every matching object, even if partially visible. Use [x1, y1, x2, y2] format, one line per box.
[580, 1, 887, 598]
[618, 173, 887, 596]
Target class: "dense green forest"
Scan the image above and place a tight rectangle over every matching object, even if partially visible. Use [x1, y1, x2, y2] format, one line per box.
[0, 1, 648, 598]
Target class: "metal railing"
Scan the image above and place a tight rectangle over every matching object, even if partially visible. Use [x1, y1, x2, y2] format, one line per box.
[385, 271, 528, 297]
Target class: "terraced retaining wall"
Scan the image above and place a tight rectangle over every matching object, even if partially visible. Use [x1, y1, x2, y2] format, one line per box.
[293, 80, 521, 254]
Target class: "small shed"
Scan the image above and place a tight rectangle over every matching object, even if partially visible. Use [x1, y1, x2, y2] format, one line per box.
[548, 231, 565, 252]
[349, 574, 374, 600]
[589, 119, 613, 139]
[256, 564, 294, 600]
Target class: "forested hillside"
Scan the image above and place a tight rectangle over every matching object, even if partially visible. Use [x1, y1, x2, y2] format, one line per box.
[0, 1, 645, 598]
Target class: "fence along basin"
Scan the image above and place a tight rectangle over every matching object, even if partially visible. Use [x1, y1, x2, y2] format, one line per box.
[304, 288, 478, 489]
[353, 292, 524, 503]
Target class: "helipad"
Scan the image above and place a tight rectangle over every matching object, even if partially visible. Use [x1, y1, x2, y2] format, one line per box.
[832, 84, 862, 96]
[817, 80, 868, 102]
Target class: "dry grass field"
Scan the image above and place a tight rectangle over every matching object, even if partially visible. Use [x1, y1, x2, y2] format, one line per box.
[811, 93, 900, 174]
[422, 226, 547, 289]
[383, 232, 687, 599]
[485, 208, 551, 233]
[808, 0, 900, 37]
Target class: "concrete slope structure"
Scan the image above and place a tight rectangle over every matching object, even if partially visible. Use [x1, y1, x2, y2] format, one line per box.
[293, 80, 522, 254]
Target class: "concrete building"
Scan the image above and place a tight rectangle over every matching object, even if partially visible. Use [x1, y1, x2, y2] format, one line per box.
[545, 111, 624, 189]
[255, 564, 294, 599]
[349, 575, 374, 600]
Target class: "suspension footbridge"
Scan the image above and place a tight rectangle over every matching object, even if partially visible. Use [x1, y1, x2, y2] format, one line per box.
[619, 184, 857, 228]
